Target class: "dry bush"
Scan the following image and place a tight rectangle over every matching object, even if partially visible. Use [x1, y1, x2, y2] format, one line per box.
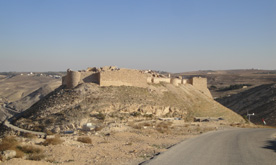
[23, 133, 36, 139]
[77, 136, 92, 144]
[45, 130, 54, 135]
[15, 150, 25, 158]
[128, 122, 143, 129]
[125, 142, 132, 145]
[143, 122, 152, 127]
[28, 153, 45, 161]
[0, 136, 24, 159]
[129, 121, 153, 129]
[42, 135, 63, 146]
[17, 145, 45, 161]
[130, 112, 141, 117]
[95, 125, 104, 132]
[0, 136, 19, 151]
[91, 112, 105, 120]
[143, 114, 153, 118]
[156, 122, 173, 134]
[17, 145, 42, 154]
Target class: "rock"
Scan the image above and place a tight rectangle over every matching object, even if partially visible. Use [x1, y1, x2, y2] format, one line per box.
[46, 135, 55, 139]
[162, 106, 171, 115]
[52, 127, 60, 133]
[1, 150, 16, 160]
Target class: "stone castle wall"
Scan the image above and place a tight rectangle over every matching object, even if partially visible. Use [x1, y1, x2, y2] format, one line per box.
[171, 78, 182, 86]
[152, 77, 171, 84]
[100, 69, 148, 87]
[79, 72, 100, 84]
[62, 67, 212, 98]
[189, 77, 212, 98]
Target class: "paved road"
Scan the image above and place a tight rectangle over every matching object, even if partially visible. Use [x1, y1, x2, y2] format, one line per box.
[143, 128, 276, 165]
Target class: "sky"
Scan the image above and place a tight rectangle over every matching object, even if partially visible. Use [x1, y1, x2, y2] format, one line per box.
[0, 0, 275, 73]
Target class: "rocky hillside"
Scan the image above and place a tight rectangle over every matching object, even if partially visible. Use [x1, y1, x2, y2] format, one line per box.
[11, 83, 244, 133]
[0, 85, 55, 123]
[217, 84, 276, 126]
[0, 75, 60, 123]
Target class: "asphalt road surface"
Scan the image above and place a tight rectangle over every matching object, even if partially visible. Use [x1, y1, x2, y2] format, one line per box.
[143, 128, 276, 165]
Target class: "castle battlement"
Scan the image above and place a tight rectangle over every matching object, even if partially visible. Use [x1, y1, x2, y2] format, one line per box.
[62, 66, 212, 98]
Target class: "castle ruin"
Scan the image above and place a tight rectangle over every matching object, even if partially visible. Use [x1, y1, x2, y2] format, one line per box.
[62, 66, 212, 98]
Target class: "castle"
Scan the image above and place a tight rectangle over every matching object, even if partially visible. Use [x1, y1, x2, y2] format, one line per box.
[62, 66, 212, 98]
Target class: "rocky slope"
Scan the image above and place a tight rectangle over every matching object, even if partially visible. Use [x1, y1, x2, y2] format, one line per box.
[0, 85, 56, 123]
[11, 82, 244, 133]
[217, 84, 276, 126]
[0, 75, 60, 123]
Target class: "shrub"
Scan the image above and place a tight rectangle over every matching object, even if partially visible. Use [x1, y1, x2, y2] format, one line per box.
[128, 122, 143, 129]
[128, 122, 153, 129]
[209, 85, 217, 90]
[156, 122, 173, 134]
[42, 135, 63, 146]
[243, 115, 249, 123]
[143, 122, 152, 127]
[0, 136, 24, 159]
[45, 130, 54, 135]
[130, 112, 141, 117]
[143, 114, 153, 118]
[0, 136, 18, 151]
[23, 133, 36, 139]
[94, 125, 104, 132]
[17, 145, 45, 161]
[28, 153, 45, 161]
[77, 136, 92, 144]
[17, 145, 42, 154]
[91, 112, 105, 120]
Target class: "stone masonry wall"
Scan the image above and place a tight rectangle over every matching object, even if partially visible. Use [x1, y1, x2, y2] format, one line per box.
[190, 77, 212, 98]
[100, 68, 148, 87]
[152, 77, 171, 84]
[79, 72, 100, 84]
[62, 67, 212, 99]
[171, 78, 182, 86]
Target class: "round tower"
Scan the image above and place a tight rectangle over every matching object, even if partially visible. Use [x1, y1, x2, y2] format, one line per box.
[66, 70, 81, 88]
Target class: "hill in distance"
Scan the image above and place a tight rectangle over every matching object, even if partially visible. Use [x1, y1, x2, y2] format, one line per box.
[0, 74, 61, 122]
[174, 69, 276, 98]
[217, 84, 276, 126]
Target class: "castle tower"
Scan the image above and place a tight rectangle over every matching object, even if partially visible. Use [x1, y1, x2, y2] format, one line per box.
[66, 69, 81, 88]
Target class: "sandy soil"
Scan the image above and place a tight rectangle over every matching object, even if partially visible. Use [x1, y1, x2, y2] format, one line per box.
[0, 122, 230, 165]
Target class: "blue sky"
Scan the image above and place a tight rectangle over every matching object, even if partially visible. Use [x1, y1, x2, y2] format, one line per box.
[0, 0, 275, 72]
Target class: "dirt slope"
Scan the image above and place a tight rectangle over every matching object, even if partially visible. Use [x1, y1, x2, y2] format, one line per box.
[0, 75, 60, 123]
[12, 83, 244, 133]
[217, 84, 276, 126]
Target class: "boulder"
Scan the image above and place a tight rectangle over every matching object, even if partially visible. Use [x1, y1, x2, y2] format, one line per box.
[1, 150, 16, 160]
[51, 127, 60, 133]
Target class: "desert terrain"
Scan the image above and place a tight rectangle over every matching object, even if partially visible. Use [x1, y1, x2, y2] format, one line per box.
[175, 69, 276, 126]
[0, 69, 275, 164]
[0, 73, 62, 122]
